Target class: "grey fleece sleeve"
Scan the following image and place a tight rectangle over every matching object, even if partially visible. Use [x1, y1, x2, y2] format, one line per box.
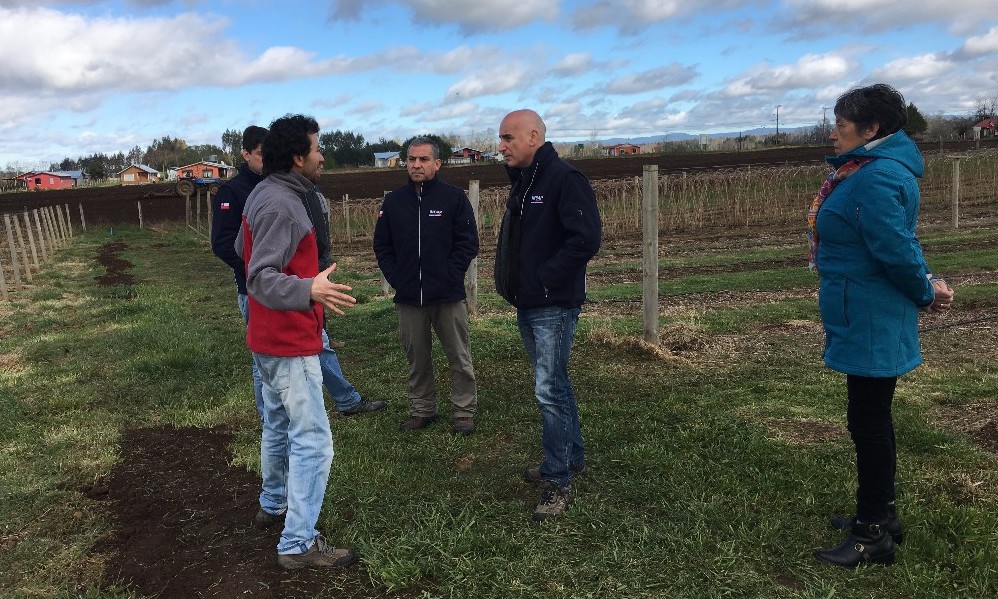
[242, 209, 315, 311]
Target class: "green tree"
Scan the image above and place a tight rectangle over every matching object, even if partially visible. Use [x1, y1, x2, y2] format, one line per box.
[221, 128, 242, 165]
[319, 130, 366, 167]
[143, 136, 188, 172]
[904, 103, 928, 138]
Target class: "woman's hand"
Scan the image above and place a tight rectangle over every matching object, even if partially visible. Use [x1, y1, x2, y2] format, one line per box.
[926, 275, 954, 312]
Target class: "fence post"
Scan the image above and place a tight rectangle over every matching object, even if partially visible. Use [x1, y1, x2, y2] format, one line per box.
[467, 180, 480, 315]
[55, 205, 69, 245]
[642, 165, 660, 345]
[3, 214, 23, 290]
[342, 194, 351, 245]
[951, 156, 960, 229]
[64, 203, 73, 238]
[206, 191, 213, 233]
[43, 207, 58, 251]
[22, 211, 40, 270]
[33, 209, 49, 262]
[196, 188, 202, 233]
[0, 246, 8, 301]
[79, 203, 87, 232]
[12, 214, 32, 282]
[138, 201, 144, 229]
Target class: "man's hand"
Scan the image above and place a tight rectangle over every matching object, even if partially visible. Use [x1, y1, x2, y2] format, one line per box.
[310, 263, 357, 315]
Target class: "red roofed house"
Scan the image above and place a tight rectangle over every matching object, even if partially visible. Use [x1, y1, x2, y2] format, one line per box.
[973, 117, 996, 139]
[15, 170, 82, 190]
[602, 144, 641, 157]
[450, 147, 484, 164]
[174, 161, 233, 181]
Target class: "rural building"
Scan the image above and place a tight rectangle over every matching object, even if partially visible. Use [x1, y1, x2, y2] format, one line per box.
[118, 164, 161, 185]
[450, 147, 484, 164]
[972, 117, 996, 139]
[14, 170, 83, 190]
[174, 161, 232, 181]
[373, 151, 401, 168]
[602, 144, 641, 157]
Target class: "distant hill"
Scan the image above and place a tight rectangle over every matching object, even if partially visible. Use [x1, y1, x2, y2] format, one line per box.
[591, 126, 811, 146]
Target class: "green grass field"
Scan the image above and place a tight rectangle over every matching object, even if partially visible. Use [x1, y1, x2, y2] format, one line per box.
[1, 219, 995, 598]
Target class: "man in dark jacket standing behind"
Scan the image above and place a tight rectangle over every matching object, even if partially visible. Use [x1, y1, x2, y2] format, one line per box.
[373, 137, 479, 435]
[494, 109, 601, 521]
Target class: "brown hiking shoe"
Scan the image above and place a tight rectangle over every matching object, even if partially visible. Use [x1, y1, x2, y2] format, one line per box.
[523, 463, 587, 484]
[399, 414, 437, 431]
[341, 397, 387, 417]
[253, 508, 285, 529]
[452, 417, 475, 435]
[532, 482, 573, 521]
[277, 535, 357, 570]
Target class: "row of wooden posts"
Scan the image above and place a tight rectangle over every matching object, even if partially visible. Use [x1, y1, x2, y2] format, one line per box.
[0, 204, 80, 301]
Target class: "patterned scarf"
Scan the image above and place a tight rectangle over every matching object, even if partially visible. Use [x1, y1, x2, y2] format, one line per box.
[806, 157, 875, 271]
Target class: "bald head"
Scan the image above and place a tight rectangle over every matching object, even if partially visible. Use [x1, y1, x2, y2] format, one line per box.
[499, 109, 547, 168]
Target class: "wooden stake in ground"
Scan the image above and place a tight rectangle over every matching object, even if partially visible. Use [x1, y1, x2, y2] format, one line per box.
[466, 179, 480, 315]
[22, 211, 40, 270]
[3, 214, 23, 290]
[11, 213, 32, 282]
[33, 209, 49, 262]
[642, 164, 660, 345]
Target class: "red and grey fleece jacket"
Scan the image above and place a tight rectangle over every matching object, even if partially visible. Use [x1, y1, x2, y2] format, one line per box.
[235, 172, 323, 357]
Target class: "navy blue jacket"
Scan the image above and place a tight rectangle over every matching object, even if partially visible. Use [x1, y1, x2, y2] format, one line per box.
[373, 176, 479, 306]
[211, 162, 263, 295]
[494, 142, 601, 309]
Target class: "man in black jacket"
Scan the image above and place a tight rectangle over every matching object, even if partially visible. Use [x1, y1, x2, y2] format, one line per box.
[373, 137, 479, 435]
[494, 109, 601, 520]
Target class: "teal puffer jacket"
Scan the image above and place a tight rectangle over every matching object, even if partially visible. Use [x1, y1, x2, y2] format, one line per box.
[815, 131, 936, 377]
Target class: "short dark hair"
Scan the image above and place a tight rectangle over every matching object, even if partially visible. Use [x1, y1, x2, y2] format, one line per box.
[834, 84, 908, 139]
[242, 125, 268, 152]
[406, 136, 439, 159]
[263, 114, 319, 176]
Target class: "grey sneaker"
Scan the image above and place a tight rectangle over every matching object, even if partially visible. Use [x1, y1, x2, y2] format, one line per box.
[523, 463, 587, 484]
[532, 482, 573, 521]
[253, 508, 285, 529]
[277, 535, 357, 570]
[341, 397, 387, 417]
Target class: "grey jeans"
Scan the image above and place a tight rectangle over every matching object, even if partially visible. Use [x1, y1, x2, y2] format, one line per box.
[396, 300, 477, 418]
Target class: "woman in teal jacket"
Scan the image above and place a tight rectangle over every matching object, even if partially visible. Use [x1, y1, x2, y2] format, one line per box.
[809, 84, 954, 568]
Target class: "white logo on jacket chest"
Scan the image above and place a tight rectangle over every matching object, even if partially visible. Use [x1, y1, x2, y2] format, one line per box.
[428, 209, 443, 217]
[530, 195, 544, 204]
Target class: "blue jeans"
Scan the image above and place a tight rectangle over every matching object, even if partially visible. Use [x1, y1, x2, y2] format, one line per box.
[255, 353, 334, 555]
[237, 293, 264, 422]
[320, 329, 363, 412]
[517, 306, 585, 486]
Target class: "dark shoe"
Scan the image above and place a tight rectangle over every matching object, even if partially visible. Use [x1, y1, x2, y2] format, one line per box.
[829, 502, 904, 545]
[523, 463, 587, 484]
[341, 397, 387, 417]
[532, 482, 573, 521]
[277, 535, 357, 570]
[452, 417, 475, 435]
[399, 414, 437, 431]
[815, 520, 896, 568]
[253, 508, 285, 529]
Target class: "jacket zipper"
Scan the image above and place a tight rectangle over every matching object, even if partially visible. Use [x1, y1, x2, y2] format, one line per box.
[417, 187, 423, 306]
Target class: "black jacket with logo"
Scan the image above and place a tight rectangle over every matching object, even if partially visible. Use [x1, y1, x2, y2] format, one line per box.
[494, 142, 601, 309]
[373, 176, 479, 306]
[211, 162, 264, 295]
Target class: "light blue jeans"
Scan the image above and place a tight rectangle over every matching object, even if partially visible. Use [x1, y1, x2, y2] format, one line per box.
[237, 293, 264, 422]
[517, 306, 585, 486]
[320, 329, 364, 412]
[243, 291, 361, 414]
[254, 353, 334, 555]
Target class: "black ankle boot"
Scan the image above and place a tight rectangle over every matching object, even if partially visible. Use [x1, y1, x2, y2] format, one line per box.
[815, 520, 896, 568]
[829, 502, 904, 545]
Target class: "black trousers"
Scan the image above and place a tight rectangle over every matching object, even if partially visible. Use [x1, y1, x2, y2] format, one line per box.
[846, 374, 898, 523]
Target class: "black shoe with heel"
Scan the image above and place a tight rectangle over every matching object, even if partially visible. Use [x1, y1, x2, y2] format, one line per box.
[815, 520, 896, 568]
[829, 502, 904, 545]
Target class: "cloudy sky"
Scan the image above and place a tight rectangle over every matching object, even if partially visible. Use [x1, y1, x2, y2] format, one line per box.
[1, 0, 996, 169]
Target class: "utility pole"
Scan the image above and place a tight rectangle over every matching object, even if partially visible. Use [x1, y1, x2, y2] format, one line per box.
[775, 104, 781, 145]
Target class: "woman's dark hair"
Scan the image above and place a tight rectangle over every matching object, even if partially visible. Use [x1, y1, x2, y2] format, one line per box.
[834, 84, 908, 139]
[262, 114, 319, 176]
[242, 125, 268, 152]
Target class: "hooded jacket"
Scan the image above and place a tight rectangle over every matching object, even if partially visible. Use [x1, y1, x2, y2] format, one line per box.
[373, 175, 479, 306]
[235, 172, 323, 357]
[494, 142, 601, 309]
[816, 130, 935, 377]
[211, 162, 263, 295]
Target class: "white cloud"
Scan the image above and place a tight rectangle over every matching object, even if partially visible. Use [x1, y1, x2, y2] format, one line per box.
[961, 26, 998, 57]
[868, 53, 956, 83]
[329, 0, 557, 33]
[604, 63, 698, 94]
[723, 53, 854, 96]
[572, 0, 751, 33]
[446, 65, 530, 99]
[551, 53, 595, 77]
[780, 0, 997, 36]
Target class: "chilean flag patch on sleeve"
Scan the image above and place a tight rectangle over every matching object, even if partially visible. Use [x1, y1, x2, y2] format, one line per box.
[220, 202, 230, 210]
